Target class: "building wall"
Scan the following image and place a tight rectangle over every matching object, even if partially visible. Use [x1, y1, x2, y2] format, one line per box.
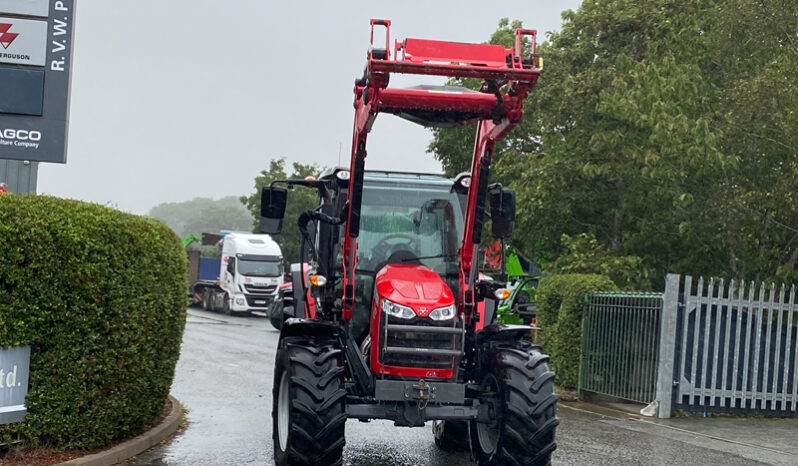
[0, 159, 38, 194]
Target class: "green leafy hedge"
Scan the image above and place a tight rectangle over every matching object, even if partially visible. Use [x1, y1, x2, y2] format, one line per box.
[536, 274, 617, 389]
[0, 195, 187, 449]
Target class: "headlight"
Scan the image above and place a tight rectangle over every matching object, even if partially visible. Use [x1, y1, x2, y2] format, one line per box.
[429, 304, 456, 321]
[235, 298, 245, 305]
[382, 298, 415, 319]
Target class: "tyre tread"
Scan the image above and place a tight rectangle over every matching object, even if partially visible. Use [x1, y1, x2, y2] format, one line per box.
[273, 337, 346, 466]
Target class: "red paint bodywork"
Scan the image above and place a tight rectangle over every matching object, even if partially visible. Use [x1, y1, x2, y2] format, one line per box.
[370, 265, 456, 378]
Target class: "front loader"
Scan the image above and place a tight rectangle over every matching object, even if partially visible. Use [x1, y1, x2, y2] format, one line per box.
[260, 20, 558, 466]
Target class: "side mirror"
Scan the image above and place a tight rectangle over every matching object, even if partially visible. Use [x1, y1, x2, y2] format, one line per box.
[489, 187, 515, 239]
[227, 257, 236, 275]
[260, 186, 288, 234]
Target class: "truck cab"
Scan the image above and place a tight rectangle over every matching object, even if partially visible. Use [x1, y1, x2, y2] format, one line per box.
[217, 232, 284, 314]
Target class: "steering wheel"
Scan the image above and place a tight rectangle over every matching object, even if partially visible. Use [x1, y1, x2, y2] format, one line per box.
[371, 234, 418, 266]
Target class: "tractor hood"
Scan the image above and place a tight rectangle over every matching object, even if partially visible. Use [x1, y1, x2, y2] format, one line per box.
[375, 264, 454, 318]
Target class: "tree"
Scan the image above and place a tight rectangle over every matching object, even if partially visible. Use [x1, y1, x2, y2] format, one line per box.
[428, 5, 798, 288]
[240, 158, 322, 264]
[148, 196, 252, 239]
[548, 233, 652, 290]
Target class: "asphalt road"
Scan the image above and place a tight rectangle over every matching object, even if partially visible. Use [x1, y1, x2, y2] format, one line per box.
[130, 308, 794, 465]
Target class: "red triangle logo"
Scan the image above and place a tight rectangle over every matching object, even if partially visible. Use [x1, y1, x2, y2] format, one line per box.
[0, 23, 19, 50]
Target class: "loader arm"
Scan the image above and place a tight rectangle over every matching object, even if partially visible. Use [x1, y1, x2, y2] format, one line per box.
[342, 19, 541, 323]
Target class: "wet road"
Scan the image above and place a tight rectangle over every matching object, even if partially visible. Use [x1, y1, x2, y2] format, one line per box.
[130, 308, 795, 465]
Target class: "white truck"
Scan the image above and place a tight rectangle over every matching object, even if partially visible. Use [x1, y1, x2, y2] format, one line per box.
[193, 232, 284, 315]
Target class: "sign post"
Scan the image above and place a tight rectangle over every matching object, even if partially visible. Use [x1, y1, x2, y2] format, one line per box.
[0, 346, 31, 425]
[0, 0, 76, 165]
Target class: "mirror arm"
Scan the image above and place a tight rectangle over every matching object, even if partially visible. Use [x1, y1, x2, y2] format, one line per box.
[297, 203, 350, 266]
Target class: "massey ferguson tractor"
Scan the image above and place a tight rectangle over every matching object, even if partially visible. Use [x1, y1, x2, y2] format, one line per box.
[260, 20, 558, 466]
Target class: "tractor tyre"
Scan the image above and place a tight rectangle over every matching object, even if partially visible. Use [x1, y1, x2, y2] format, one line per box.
[222, 293, 232, 315]
[471, 341, 559, 466]
[273, 336, 346, 466]
[433, 420, 469, 451]
[269, 300, 284, 330]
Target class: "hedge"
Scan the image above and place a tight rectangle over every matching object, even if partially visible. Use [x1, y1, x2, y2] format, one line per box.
[536, 274, 617, 389]
[0, 195, 187, 449]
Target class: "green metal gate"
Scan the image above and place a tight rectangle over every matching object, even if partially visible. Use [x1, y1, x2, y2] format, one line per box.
[579, 292, 663, 403]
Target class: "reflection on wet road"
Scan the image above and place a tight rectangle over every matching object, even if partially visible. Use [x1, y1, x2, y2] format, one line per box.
[129, 308, 779, 465]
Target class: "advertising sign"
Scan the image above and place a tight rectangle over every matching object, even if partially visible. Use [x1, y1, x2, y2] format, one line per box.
[0, 0, 75, 164]
[0, 0, 49, 18]
[0, 16, 48, 66]
[0, 346, 31, 425]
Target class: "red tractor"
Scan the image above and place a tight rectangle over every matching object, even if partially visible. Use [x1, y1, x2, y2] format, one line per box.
[260, 20, 558, 466]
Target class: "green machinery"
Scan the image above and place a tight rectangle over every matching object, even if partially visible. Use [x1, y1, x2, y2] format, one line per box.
[182, 234, 202, 249]
[495, 252, 539, 325]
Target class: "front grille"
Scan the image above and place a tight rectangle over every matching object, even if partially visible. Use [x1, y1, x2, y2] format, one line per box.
[380, 315, 463, 369]
[244, 284, 277, 294]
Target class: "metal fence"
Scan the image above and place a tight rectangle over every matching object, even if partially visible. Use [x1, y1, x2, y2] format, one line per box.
[579, 292, 664, 404]
[655, 274, 798, 417]
[578, 274, 798, 418]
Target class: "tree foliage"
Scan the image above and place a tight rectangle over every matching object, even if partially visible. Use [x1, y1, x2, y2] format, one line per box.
[429, 4, 798, 288]
[548, 233, 652, 290]
[241, 158, 322, 264]
[148, 196, 252, 239]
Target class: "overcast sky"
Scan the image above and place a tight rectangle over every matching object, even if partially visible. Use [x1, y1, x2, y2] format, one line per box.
[36, 0, 582, 214]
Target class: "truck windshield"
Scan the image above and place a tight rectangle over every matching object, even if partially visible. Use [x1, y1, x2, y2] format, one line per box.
[237, 259, 282, 277]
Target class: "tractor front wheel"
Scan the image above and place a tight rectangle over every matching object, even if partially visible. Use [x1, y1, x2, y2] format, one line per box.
[273, 336, 346, 466]
[471, 342, 559, 465]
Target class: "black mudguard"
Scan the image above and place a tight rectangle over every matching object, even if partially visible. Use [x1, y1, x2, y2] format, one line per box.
[476, 323, 539, 345]
[279, 318, 340, 341]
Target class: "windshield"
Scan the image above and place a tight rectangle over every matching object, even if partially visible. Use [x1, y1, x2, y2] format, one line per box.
[237, 259, 282, 277]
[356, 178, 464, 275]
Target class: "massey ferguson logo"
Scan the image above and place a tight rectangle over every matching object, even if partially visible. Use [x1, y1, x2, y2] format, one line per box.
[0, 24, 19, 49]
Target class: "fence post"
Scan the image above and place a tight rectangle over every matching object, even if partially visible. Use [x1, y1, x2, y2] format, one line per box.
[655, 273, 680, 418]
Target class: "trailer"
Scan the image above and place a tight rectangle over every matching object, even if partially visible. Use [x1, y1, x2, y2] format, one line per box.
[187, 232, 284, 315]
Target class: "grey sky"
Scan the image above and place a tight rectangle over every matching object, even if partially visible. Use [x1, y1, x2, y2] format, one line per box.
[37, 1, 582, 214]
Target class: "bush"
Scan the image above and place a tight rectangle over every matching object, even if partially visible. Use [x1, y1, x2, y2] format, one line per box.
[536, 274, 617, 389]
[0, 195, 187, 449]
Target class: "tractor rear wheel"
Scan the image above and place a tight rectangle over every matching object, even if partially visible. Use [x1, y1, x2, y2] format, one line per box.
[433, 420, 469, 451]
[273, 336, 346, 466]
[471, 342, 558, 465]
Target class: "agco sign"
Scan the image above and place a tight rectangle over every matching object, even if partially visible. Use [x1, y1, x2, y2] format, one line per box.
[0, 128, 43, 149]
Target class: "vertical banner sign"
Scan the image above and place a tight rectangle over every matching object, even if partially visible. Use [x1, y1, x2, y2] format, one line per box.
[0, 0, 75, 163]
[0, 346, 31, 425]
